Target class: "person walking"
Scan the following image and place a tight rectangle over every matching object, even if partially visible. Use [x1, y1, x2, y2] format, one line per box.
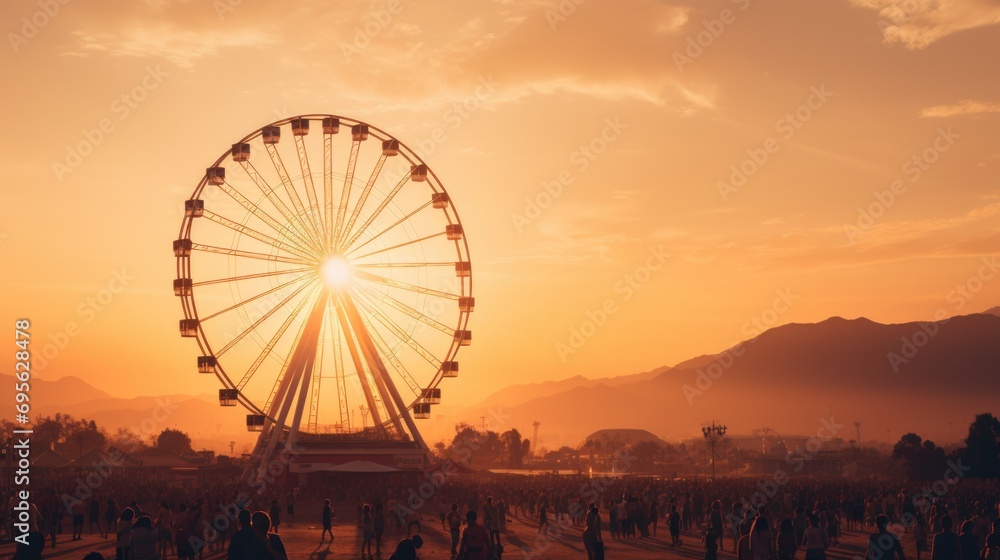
[931, 516, 959, 560]
[803, 514, 829, 560]
[446, 503, 463, 557]
[320, 499, 335, 544]
[459, 511, 490, 560]
[583, 503, 603, 560]
[227, 509, 254, 560]
[243, 511, 287, 560]
[116, 507, 136, 560]
[865, 515, 905, 560]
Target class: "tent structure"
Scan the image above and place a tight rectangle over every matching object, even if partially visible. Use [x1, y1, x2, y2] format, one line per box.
[32, 450, 71, 468]
[290, 460, 401, 474]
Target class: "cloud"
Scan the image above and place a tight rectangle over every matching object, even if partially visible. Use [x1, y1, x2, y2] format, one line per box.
[919, 100, 1000, 118]
[68, 27, 279, 68]
[848, 0, 1000, 49]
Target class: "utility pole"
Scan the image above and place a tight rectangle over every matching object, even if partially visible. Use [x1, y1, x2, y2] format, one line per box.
[480, 416, 487, 433]
[532, 421, 541, 454]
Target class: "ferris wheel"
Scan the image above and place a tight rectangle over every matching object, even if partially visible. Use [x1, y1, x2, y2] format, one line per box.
[173, 115, 473, 472]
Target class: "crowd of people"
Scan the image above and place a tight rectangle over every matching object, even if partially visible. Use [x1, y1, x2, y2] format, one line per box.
[4, 473, 1000, 560]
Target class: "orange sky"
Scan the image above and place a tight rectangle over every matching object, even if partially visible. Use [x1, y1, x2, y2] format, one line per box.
[2, 0, 1000, 407]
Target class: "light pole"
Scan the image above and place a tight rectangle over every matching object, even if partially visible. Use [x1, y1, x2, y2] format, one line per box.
[702, 422, 727, 482]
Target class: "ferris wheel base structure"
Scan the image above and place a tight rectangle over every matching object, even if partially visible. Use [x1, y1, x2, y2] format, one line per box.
[172, 114, 473, 483]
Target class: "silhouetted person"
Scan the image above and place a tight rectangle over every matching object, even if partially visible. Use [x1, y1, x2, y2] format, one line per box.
[709, 501, 725, 551]
[89, 497, 105, 537]
[750, 516, 774, 560]
[227, 509, 254, 560]
[704, 525, 720, 560]
[320, 499, 334, 544]
[460, 511, 490, 560]
[484, 496, 500, 549]
[914, 514, 929, 560]
[866, 514, 905, 560]
[670, 504, 683, 547]
[132, 515, 159, 560]
[583, 503, 603, 560]
[777, 518, 797, 560]
[803, 514, 829, 560]
[243, 511, 286, 560]
[267, 501, 280, 534]
[446, 503, 463, 556]
[931, 516, 959, 560]
[116, 507, 135, 560]
[961, 521, 980, 560]
[12, 518, 44, 560]
[374, 503, 386, 557]
[361, 504, 374, 559]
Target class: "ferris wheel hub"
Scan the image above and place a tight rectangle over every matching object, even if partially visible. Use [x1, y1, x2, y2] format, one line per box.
[319, 254, 351, 289]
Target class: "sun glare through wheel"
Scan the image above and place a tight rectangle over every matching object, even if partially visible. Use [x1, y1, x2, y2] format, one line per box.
[173, 115, 473, 474]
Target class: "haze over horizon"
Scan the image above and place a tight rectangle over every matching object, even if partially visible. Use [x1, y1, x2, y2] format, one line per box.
[2, 0, 1000, 409]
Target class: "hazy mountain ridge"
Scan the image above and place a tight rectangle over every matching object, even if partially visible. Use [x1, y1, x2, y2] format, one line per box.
[4, 309, 998, 453]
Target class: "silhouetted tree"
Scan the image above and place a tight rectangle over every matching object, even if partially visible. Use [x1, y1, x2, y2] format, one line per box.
[109, 427, 151, 454]
[892, 433, 947, 481]
[155, 428, 193, 456]
[957, 413, 1000, 478]
[500, 429, 530, 468]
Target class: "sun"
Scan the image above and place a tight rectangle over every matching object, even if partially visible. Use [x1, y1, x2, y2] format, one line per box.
[319, 255, 352, 288]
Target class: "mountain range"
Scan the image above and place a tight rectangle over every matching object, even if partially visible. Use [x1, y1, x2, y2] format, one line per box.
[4, 309, 998, 454]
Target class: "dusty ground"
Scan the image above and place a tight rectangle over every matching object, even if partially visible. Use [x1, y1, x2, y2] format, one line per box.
[4, 503, 890, 560]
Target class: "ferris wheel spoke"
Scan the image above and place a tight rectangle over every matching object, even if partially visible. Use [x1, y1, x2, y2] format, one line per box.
[343, 200, 431, 257]
[239, 160, 323, 255]
[334, 139, 362, 246]
[347, 231, 447, 261]
[353, 269, 460, 300]
[192, 266, 314, 287]
[332, 296, 387, 427]
[355, 262, 454, 269]
[350, 288, 442, 369]
[236, 284, 319, 391]
[202, 210, 317, 262]
[327, 299, 350, 428]
[353, 298, 421, 397]
[307, 316, 325, 433]
[217, 182, 318, 258]
[198, 272, 316, 322]
[338, 153, 387, 250]
[191, 243, 315, 267]
[293, 134, 327, 250]
[323, 132, 335, 250]
[215, 280, 315, 357]
[338, 292, 414, 440]
[353, 281, 454, 336]
[339, 170, 413, 252]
